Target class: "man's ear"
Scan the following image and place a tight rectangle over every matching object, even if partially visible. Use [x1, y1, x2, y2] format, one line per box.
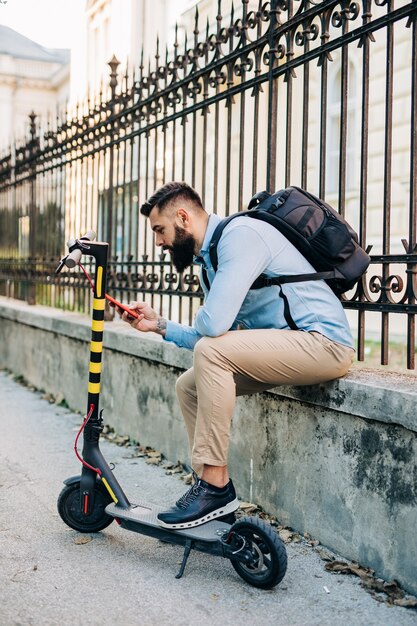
[176, 208, 189, 228]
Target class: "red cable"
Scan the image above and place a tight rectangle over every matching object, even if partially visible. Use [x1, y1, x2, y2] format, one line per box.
[79, 263, 95, 290]
[74, 403, 102, 476]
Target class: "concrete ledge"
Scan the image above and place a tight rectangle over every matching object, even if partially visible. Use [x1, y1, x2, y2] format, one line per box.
[273, 370, 416, 433]
[1, 297, 415, 432]
[0, 296, 416, 595]
[0, 296, 191, 370]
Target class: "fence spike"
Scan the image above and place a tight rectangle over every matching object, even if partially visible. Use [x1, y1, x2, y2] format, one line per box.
[156, 34, 160, 68]
[194, 4, 199, 37]
[174, 22, 179, 58]
[140, 44, 144, 71]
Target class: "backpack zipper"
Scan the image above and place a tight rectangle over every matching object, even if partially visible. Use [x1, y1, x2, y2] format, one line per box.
[291, 186, 331, 217]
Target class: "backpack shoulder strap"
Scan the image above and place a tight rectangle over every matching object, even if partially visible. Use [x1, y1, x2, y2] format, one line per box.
[208, 213, 244, 272]
[208, 206, 287, 271]
[201, 266, 210, 290]
[200, 214, 243, 291]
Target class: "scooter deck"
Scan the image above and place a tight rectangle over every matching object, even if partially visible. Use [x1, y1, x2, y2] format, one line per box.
[106, 500, 232, 542]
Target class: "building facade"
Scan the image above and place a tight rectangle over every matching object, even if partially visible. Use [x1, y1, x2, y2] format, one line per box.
[70, 0, 191, 105]
[0, 25, 70, 149]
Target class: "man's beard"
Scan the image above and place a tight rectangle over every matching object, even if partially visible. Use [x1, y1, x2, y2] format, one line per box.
[166, 226, 196, 273]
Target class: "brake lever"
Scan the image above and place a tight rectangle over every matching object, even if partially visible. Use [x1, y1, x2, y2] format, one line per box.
[69, 238, 91, 252]
[55, 256, 68, 274]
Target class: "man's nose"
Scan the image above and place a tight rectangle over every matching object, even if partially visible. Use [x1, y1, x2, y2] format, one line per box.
[155, 234, 164, 247]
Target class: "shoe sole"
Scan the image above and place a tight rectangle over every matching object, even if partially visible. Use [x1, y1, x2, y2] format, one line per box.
[157, 498, 240, 530]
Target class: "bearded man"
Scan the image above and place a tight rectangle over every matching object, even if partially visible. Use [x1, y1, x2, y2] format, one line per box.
[117, 181, 354, 530]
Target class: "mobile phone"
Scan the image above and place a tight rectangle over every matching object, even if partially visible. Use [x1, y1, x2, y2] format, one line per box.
[105, 294, 139, 319]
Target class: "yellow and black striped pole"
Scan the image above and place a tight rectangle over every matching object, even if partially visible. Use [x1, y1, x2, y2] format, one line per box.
[68, 239, 130, 510]
[88, 259, 105, 412]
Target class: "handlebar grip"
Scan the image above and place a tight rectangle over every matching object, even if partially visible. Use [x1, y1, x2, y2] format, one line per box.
[80, 230, 96, 242]
[65, 248, 82, 268]
[65, 231, 97, 268]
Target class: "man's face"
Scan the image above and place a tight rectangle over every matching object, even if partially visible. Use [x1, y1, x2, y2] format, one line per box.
[150, 208, 196, 272]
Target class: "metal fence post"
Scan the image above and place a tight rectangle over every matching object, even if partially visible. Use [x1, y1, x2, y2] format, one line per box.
[104, 56, 120, 321]
[266, 0, 278, 193]
[107, 55, 120, 253]
[28, 111, 37, 305]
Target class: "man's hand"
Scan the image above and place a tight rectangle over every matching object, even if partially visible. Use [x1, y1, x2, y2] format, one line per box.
[116, 301, 166, 336]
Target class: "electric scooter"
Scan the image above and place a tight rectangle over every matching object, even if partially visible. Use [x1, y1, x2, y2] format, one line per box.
[56, 232, 288, 589]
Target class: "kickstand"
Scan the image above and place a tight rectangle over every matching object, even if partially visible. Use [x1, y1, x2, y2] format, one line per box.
[175, 540, 193, 579]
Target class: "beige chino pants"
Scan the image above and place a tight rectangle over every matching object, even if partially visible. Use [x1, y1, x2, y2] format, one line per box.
[175, 329, 354, 476]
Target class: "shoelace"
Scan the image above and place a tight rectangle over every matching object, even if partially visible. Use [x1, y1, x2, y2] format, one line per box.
[176, 472, 205, 510]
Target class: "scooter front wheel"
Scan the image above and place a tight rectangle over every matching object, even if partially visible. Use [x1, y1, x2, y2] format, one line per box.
[57, 480, 114, 533]
[229, 516, 287, 589]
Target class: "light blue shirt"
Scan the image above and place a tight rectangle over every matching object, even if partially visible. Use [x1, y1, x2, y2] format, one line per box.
[165, 213, 354, 351]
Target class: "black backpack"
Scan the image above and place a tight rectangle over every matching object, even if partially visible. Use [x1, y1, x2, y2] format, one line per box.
[201, 186, 370, 330]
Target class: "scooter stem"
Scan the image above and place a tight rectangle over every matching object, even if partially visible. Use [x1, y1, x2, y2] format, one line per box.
[74, 239, 130, 509]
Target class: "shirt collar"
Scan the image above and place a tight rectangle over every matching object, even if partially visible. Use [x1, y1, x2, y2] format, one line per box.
[198, 213, 222, 256]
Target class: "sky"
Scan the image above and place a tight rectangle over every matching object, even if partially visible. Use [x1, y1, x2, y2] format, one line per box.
[0, 0, 85, 49]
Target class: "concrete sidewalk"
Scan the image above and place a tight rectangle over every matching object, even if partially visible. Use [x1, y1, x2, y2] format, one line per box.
[0, 370, 416, 626]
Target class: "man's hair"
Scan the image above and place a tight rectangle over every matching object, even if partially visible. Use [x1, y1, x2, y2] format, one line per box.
[140, 182, 204, 217]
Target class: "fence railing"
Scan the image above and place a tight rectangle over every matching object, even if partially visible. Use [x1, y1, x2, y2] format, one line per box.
[0, 0, 416, 368]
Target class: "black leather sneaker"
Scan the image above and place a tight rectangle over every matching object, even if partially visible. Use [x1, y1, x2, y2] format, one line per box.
[157, 478, 239, 529]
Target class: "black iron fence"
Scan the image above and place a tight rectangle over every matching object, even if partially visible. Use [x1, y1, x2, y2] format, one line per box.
[0, 0, 416, 368]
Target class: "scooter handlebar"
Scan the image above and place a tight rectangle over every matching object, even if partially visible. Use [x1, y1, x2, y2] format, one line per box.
[65, 230, 96, 268]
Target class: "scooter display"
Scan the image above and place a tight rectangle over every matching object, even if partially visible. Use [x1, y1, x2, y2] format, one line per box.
[56, 231, 288, 589]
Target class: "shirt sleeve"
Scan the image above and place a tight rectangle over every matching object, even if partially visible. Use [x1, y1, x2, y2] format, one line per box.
[164, 319, 203, 350]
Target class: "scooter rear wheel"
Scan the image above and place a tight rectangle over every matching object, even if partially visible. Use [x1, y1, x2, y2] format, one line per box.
[57, 480, 114, 533]
[229, 516, 287, 589]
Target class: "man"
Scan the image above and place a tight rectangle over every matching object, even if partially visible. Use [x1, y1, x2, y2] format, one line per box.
[118, 181, 354, 530]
